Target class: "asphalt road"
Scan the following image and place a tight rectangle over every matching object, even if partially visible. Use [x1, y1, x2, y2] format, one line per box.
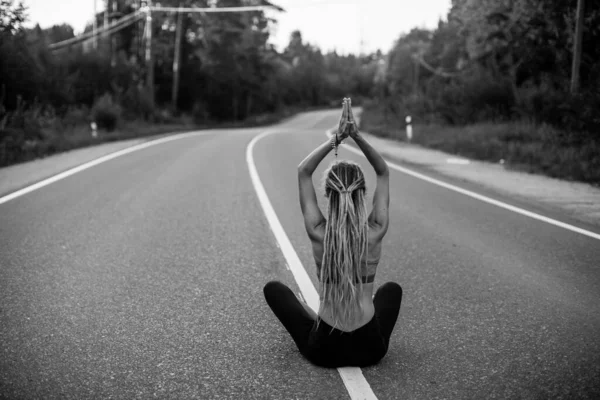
[1, 110, 599, 399]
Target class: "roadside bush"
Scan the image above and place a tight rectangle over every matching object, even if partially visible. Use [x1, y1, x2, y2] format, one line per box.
[360, 106, 600, 185]
[61, 106, 90, 129]
[119, 85, 153, 120]
[559, 90, 600, 137]
[515, 81, 563, 125]
[0, 127, 25, 165]
[0, 99, 52, 165]
[92, 94, 121, 132]
[516, 83, 600, 140]
[372, 69, 517, 127]
[192, 100, 211, 124]
[428, 71, 515, 125]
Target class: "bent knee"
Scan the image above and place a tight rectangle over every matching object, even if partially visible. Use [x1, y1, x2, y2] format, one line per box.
[263, 280, 291, 303]
[263, 280, 281, 296]
[381, 282, 402, 298]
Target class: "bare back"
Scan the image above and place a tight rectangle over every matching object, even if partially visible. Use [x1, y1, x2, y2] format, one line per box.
[309, 221, 385, 331]
[297, 106, 390, 332]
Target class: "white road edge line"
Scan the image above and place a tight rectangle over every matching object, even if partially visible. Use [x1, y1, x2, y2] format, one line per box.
[326, 129, 600, 241]
[247, 129, 378, 400]
[0, 130, 216, 205]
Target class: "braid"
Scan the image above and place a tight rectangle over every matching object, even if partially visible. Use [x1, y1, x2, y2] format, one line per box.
[320, 160, 369, 329]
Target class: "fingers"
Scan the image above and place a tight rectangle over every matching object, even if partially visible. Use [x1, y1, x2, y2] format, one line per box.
[339, 98, 358, 140]
[346, 98, 352, 122]
[347, 98, 355, 122]
[346, 98, 351, 121]
[342, 97, 358, 137]
[338, 101, 346, 136]
[339, 98, 350, 134]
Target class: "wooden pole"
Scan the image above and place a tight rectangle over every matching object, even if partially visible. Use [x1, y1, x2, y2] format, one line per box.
[110, 0, 117, 66]
[145, 0, 155, 109]
[172, 5, 183, 111]
[571, 0, 585, 94]
[93, 0, 98, 49]
[104, 0, 109, 34]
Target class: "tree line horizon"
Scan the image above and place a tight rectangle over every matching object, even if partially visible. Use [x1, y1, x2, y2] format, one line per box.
[1, 0, 599, 171]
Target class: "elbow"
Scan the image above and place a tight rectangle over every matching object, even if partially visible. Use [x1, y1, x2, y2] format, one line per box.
[377, 165, 389, 177]
[298, 164, 310, 175]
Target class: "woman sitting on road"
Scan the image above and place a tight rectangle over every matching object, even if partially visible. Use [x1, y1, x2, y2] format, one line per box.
[263, 98, 402, 368]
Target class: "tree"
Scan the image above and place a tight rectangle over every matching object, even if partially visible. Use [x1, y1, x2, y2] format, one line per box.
[0, 0, 26, 34]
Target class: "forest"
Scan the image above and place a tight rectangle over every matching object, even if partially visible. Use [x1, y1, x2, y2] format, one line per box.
[362, 0, 600, 183]
[1, 0, 599, 183]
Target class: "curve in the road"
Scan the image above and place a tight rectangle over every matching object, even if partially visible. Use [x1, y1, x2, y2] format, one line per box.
[3, 114, 599, 399]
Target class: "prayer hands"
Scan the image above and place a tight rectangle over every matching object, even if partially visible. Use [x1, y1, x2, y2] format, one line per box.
[337, 98, 359, 142]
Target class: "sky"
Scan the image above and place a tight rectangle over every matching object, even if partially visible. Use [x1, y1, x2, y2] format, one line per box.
[22, 0, 452, 54]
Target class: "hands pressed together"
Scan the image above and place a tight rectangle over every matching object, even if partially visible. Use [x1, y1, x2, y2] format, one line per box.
[333, 98, 359, 154]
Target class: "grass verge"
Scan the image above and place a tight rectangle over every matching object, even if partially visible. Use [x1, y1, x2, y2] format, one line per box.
[360, 104, 600, 187]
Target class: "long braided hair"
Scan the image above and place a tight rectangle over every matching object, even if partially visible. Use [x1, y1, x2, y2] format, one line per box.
[320, 160, 369, 328]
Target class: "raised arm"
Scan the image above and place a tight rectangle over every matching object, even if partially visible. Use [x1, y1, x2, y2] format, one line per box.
[297, 100, 351, 239]
[347, 101, 390, 238]
[297, 138, 330, 239]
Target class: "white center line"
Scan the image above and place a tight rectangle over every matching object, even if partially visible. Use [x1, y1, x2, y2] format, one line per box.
[247, 129, 378, 400]
[326, 129, 600, 241]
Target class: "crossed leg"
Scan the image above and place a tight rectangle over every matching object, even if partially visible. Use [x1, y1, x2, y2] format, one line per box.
[263, 281, 316, 351]
[265, 280, 402, 351]
[373, 282, 403, 347]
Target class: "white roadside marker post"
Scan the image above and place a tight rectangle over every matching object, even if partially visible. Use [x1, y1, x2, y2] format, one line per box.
[91, 122, 98, 138]
[405, 115, 413, 142]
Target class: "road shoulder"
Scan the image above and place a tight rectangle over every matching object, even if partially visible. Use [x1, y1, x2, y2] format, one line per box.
[0, 137, 166, 198]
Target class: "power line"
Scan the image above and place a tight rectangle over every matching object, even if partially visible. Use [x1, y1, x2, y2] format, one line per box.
[274, 0, 350, 7]
[47, 3, 285, 108]
[150, 5, 279, 13]
[49, 10, 144, 50]
[48, 4, 283, 50]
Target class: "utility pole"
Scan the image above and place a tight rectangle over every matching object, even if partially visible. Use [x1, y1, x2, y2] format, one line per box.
[571, 0, 585, 94]
[172, 4, 183, 111]
[145, 0, 155, 109]
[104, 0, 109, 35]
[140, 1, 281, 111]
[138, 0, 144, 63]
[110, 0, 118, 66]
[93, 0, 98, 49]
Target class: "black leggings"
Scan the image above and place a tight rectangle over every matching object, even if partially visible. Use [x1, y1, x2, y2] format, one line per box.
[263, 280, 402, 368]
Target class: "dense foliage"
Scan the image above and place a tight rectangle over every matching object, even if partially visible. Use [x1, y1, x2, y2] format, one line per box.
[0, 0, 378, 118]
[1, 0, 599, 181]
[361, 0, 600, 184]
[0, 0, 379, 165]
[375, 0, 600, 135]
